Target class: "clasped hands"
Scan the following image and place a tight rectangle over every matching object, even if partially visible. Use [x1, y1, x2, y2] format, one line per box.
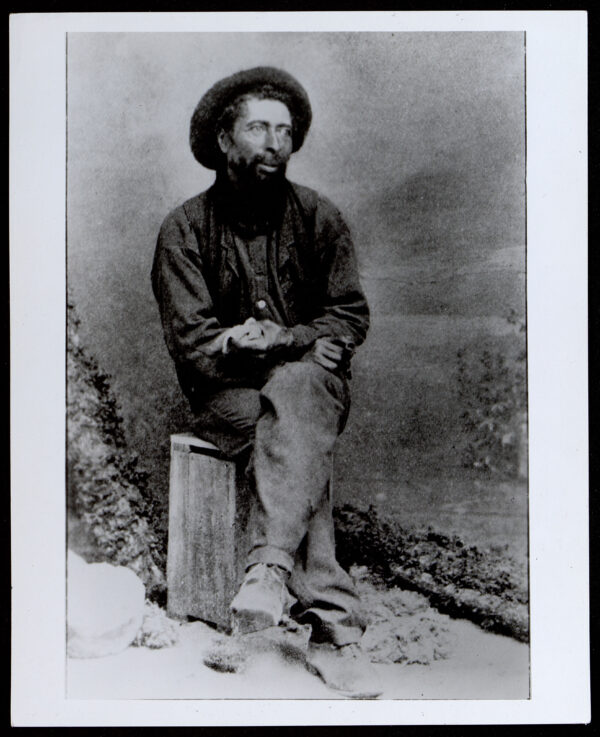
[222, 317, 293, 354]
[223, 317, 354, 373]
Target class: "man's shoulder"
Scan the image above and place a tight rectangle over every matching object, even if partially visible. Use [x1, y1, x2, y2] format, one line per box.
[159, 189, 212, 233]
[155, 190, 209, 255]
[179, 188, 213, 225]
[159, 181, 345, 235]
[287, 181, 343, 221]
[287, 180, 319, 209]
[287, 181, 348, 237]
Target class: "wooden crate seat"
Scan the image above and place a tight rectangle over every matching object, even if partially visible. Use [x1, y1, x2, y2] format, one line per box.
[166, 434, 253, 629]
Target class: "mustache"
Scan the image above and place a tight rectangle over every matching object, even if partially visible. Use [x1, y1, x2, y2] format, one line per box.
[256, 155, 285, 167]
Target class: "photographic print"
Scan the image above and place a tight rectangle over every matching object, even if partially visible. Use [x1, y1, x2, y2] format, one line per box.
[10, 11, 588, 727]
[65, 31, 528, 700]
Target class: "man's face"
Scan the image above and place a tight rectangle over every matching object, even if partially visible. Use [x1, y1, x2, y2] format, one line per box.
[218, 97, 293, 185]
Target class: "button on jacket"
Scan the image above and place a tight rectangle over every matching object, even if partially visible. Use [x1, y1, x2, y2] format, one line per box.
[151, 177, 370, 405]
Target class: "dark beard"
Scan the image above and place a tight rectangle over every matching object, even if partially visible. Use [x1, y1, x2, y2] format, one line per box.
[214, 162, 288, 235]
[229, 154, 287, 190]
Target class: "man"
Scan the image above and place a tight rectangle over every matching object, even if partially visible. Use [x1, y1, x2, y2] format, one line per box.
[152, 67, 380, 698]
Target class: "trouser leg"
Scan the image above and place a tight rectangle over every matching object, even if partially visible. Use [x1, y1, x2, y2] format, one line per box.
[192, 387, 262, 459]
[192, 360, 365, 644]
[288, 480, 366, 645]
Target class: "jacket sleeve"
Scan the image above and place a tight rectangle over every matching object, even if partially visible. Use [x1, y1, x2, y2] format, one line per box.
[151, 207, 246, 389]
[289, 195, 370, 350]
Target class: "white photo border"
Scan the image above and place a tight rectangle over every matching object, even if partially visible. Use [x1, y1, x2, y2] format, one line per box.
[10, 10, 589, 726]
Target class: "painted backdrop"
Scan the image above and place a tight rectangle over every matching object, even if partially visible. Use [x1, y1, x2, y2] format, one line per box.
[67, 32, 526, 549]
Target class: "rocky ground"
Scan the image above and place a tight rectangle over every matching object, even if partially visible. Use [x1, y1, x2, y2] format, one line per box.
[67, 571, 529, 701]
[334, 507, 528, 643]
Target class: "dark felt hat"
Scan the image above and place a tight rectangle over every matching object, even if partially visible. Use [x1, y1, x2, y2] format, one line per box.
[189, 66, 312, 170]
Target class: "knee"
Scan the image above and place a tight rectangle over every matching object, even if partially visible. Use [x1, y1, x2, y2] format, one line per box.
[262, 361, 349, 424]
[268, 360, 342, 398]
[195, 387, 261, 453]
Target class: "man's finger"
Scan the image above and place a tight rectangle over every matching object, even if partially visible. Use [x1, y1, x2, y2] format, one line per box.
[318, 345, 343, 361]
[315, 345, 343, 362]
[313, 354, 338, 370]
[240, 339, 269, 351]
[233, 334, 263, 349]
[317, 338, 342, 350]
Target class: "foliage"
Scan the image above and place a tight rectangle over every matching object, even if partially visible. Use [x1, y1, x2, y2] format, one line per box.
[333, 504, 529, 642]
[67, 301, 166, 598]
[456, 313, 527, 477]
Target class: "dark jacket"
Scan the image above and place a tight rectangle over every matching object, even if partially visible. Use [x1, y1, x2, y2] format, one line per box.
[151, 179, 369, 405]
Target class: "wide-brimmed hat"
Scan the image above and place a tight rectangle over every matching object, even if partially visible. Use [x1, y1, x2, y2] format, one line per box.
[189, 66, 312, 170]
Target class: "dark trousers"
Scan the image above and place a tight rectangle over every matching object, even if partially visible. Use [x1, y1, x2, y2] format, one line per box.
[193, 359, 366, 645]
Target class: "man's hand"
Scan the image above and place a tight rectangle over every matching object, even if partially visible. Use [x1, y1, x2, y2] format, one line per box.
[223, 318, 293, 354]
[222, 318, 263, 354]
[245, 319, 293, 352]
[310, 338, 344, 371]
[308, 336, 355, 373]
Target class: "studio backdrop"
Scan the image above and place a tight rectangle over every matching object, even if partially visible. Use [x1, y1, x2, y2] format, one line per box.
[67, 32, 526, 556]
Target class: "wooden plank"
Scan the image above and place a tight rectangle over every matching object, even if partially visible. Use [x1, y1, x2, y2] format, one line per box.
[166, 434, 259, 630]
[187, 452, 238, 628]
[166, 446, 191, 619]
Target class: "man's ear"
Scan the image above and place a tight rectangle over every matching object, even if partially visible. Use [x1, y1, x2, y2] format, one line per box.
[217, 129, 231, 155]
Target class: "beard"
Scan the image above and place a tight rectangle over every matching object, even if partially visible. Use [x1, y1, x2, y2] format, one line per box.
[228, 152, 288, 190]
[218, 153, 289, 232]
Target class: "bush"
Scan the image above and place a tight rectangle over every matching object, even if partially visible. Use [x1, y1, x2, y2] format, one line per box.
[333, 504, 529, 641]
[456, 314, 526, 477]
[67, 301, 166, 599]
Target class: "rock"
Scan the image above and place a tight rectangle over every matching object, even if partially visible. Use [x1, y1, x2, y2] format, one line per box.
[355, 580, 455, 665]
[67, 551, 145, 658]
[132, 602, 179, 649]
[203, 634, 249, 674]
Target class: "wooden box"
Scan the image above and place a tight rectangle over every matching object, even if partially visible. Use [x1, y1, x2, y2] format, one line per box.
[166, 433, 253, 629]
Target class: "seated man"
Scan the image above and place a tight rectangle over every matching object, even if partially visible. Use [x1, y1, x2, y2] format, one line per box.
[152, 66, 380, 698]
